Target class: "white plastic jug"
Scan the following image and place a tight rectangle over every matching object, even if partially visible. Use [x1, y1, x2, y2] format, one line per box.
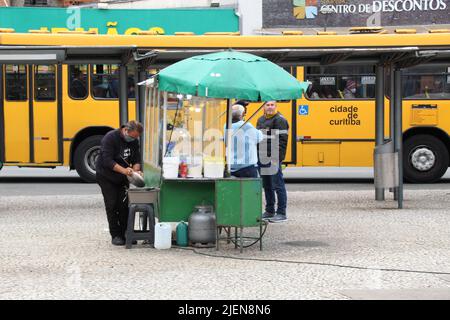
[203, 159, 224, 178]
[154, 223, 172, 249]
[163, 157, 179, 179]
[187, 156, 203, 178]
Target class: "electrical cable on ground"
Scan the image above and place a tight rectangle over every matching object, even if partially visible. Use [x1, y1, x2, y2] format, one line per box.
[171, 246, 450, 276]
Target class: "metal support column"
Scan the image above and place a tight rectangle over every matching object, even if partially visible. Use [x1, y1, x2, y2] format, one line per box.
[394, 68, 403, 209]
[389, 66, 398, 200]
[135, 64, 147, 164]
[137, 68, 147, 123]
[375, 64, 385, 201]
[225, 99, 232, 177]
[119, 64, 128, 125]
[389, 67, 395, 141]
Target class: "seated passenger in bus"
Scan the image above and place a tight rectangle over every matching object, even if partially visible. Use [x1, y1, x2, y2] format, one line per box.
[403, 77, 418, 98]
[70, 69, 87, 98]
[307, 84, 320, 99]
[432, 78, 444, 94]
[108, 77, 119, 98]
[320, 85, 334, 99]
[105, 75, 136, 98]
[343, 79, 356, 99]
[93, 85, 107, 98]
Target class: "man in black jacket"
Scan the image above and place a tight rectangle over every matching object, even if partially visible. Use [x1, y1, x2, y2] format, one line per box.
[257, 101, 289, 223]
[96, 120, 143, 245]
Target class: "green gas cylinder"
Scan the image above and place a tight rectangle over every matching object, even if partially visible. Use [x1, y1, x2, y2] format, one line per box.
[176, 221, 189, 247]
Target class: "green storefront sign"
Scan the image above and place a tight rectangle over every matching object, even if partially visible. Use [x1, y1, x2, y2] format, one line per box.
[0, 7, 239, 35]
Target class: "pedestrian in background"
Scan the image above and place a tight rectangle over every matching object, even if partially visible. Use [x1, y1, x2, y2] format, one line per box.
[257, 101, 289, 223]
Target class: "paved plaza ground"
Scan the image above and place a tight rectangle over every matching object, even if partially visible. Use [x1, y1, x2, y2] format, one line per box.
[1, 189, 450, 299]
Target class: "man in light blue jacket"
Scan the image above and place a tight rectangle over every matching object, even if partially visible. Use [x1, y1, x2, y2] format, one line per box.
[225, 103, 263, 178]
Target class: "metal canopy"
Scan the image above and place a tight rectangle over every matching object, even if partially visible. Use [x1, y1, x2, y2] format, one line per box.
[1, 44, 448, 68]
[0, 45, 136, 64]
[0, 47, 66, 64]
[64, 46, 136, 64]
[135, 46, 450, 69]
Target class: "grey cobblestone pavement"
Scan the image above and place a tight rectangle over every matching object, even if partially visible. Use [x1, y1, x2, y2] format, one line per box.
[1, 189, 450, 300]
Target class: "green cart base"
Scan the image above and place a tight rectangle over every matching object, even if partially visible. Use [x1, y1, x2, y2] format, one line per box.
[158, 178, 264, 252]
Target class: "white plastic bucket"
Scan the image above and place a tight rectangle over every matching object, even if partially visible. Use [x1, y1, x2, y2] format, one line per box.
[154, 223, 172, 249]
[187, 156, 203, 178]
[163, 157, 179, 178]
[203, 159, 224, 178]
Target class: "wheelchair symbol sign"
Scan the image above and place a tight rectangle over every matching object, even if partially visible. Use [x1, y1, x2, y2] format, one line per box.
[299, 105, 309, 116]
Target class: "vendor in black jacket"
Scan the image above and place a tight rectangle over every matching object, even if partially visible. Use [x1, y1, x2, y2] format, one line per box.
[257, 101, 289, 223]
[96, 120, 143, 246]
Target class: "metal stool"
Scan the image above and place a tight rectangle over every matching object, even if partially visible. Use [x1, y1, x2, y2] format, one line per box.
[125, 203, 155, 249]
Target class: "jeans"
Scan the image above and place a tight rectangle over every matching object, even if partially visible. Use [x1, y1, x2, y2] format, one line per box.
[231, 165, 259, 178]
[259, 162, 287, 215]
[97, 174, 129, 239]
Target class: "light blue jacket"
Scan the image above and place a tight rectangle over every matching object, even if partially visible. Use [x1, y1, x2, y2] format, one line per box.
[225, 121, 264, 172]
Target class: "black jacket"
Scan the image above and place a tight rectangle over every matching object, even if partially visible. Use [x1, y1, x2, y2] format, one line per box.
[256, 112, 289, 162]
[95, 128, 141, 185]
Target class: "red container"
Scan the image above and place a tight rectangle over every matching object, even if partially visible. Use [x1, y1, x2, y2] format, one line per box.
[179, 162, 188, 178]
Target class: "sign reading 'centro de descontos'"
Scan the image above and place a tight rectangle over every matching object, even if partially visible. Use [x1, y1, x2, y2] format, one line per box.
[321, 0, 447, 14]
[263, 0, 450, 28]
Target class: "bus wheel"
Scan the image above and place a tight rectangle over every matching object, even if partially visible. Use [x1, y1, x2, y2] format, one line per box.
[74, 135, 103, 183]
[403, 134, 449, 183]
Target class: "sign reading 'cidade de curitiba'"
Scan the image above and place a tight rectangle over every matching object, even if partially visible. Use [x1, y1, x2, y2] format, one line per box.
[263, 0, 450, 28]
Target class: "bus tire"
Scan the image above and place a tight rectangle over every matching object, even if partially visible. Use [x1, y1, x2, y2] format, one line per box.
[74, 135, 103, 183]
[403, 134, 449, 183]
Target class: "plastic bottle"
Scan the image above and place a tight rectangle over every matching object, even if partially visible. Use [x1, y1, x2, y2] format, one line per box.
[176, 221, 189, 247]
[154, 223, 172, 249]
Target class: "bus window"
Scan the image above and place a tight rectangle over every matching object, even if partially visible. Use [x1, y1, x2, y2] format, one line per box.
[402, 66, 450, 99]
[5, 65, 27, 101]
[305, 66, 375, 100]
[69, 65, 88, 99]
[91, 64, 138, 99]
[34, 65, 56, 101]
[91, 64, 119, 99]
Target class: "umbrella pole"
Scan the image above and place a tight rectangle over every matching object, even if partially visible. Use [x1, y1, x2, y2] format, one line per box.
[226, 99, 232, 177]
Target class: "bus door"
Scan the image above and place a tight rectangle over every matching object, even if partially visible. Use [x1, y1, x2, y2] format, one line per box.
[33, 65, 59, 163]
[2, 64, 30, 163]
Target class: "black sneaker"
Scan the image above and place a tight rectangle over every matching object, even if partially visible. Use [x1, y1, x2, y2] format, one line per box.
[262, 212, 275, 221]
[269, 214, 287, 223]
[112, 236, 125, 246]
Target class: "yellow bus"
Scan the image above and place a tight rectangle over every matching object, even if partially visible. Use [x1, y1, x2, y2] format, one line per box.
[1, 30, 450, 183]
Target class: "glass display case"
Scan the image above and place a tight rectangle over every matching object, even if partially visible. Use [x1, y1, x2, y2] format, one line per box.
[144, 87, 228, 187]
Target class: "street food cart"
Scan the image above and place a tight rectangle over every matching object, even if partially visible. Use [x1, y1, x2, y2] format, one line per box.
[140, 51, 309, 252]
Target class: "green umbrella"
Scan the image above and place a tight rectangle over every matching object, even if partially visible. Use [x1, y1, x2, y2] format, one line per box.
[158, 51, 310, 101]
[157, 50, 310, 176]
